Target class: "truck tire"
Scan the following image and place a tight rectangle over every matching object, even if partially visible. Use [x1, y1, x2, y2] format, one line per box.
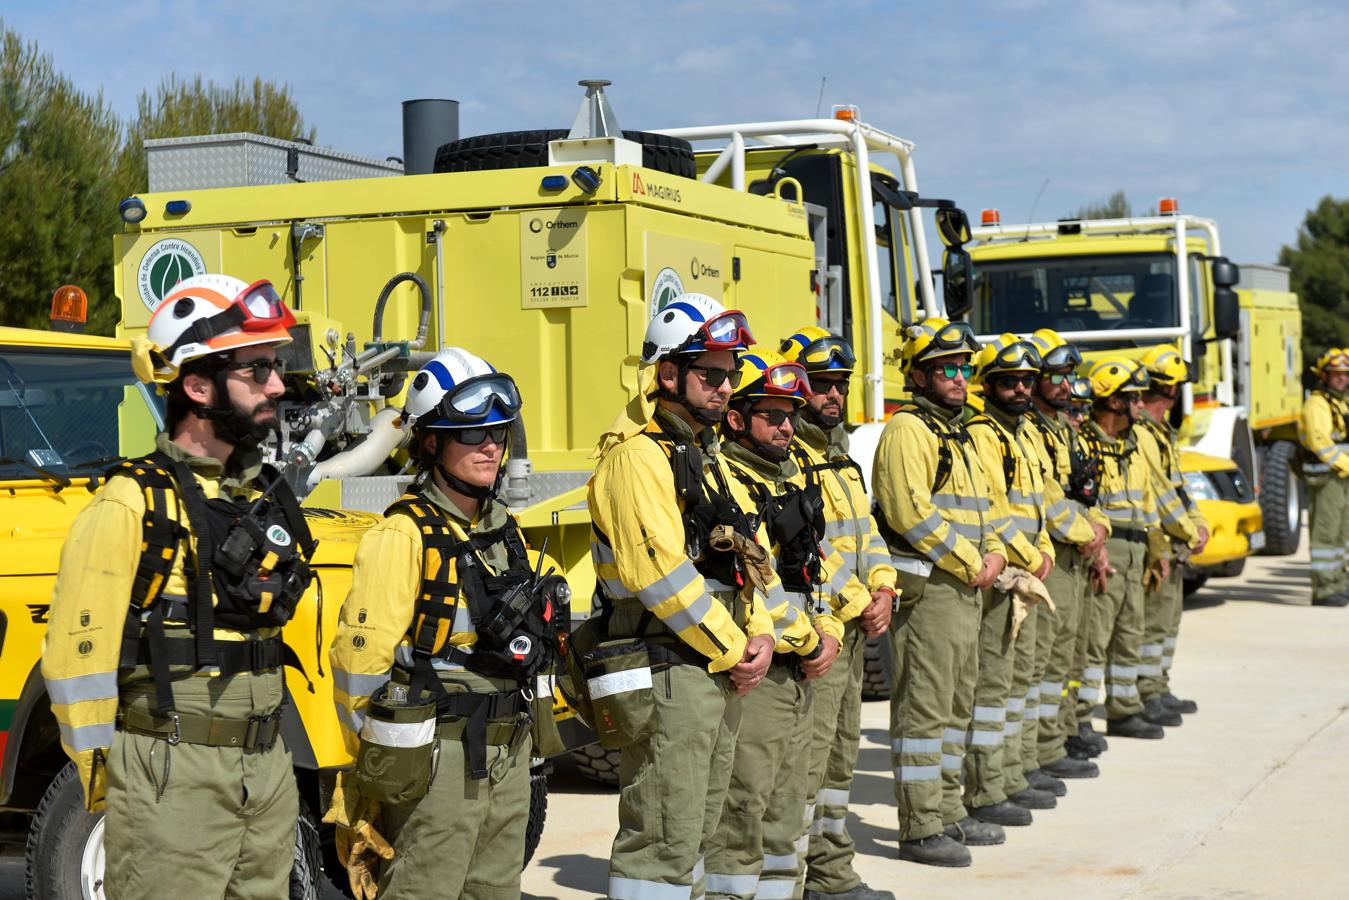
[433, 129, 696, 178]
[25, 762, 325, 900]
[860, 635, 894, 701]
[524, 770, 548, 866]
[1259, 440, 1302, 556]
[570, 743, 621, 787]
[1183, 573, 1209, 596]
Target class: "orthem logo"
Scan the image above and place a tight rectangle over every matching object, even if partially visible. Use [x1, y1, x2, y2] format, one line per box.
[361, 747, 396, 779]
[137, 238, 206, 312]
[690, 258, 720, 281]
[529, 218, 543, 233]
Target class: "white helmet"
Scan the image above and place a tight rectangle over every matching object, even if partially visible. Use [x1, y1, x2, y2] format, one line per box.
[641, 293, 755, 363]
[134, 274, 294, 384]
[403, 347, 521, 429]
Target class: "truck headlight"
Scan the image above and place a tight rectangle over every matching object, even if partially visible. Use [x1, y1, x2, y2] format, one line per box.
[1183, 470, 1219, 502]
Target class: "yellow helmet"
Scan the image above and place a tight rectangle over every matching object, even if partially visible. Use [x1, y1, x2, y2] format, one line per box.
[1312, 348, 1349, 378]
[732, 346, 813, 407]
[975, 332, 1043, 382]
[1028, 327, 1083, 370]
[1139, 344, 1190, 386]
[1089, 357, 1150, 399]
[779, 326, 856, 373]
[900, 317, 981, 372]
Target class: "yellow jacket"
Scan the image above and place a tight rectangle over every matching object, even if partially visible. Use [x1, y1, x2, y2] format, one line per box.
[720, 440, 842, 651]
[41, 436, 282, 812]
[1136, 411, 1205, 548]
[874, 397, 1008, 583]
[793, 419, 897, 621]
[1022, 414, 1098, 548]
[967, 405, 1054, 573]
[1299, 390, 1349, 479]
[328, 482, 532, 753]
[1081, 420, 1160, 537]
[588, 409, 774, 673]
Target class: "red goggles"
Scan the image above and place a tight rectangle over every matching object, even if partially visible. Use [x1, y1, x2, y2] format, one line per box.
[692, 310, 755, 352]
[760, 361, 813, 397]
[232, 280, 296, 332]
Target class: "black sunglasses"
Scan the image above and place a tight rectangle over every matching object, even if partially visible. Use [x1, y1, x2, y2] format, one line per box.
[225, 358, 286, 385]
[811, 376, 850, 395]
[687, 364, 744, 389]
[993, 373, 1037, 389]
[749, 407, 798, 427]
[448, 424, 509, 446]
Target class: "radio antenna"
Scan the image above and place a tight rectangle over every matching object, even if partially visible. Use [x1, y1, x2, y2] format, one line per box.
[814, 77, 827, 118]
[1022, 178, 1050, 242]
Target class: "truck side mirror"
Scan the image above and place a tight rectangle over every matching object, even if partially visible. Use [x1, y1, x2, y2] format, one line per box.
[935, 207, 972, 248]
[943, 247, 974, 319]
[1213, 286, 1240, 339]
[1211, 257, 1240, 288]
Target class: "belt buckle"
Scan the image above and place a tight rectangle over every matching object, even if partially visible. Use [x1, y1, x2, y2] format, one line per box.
[245, 711, 279, 750]
[507, 714, 531, 754]
[167, 713, 181, 746]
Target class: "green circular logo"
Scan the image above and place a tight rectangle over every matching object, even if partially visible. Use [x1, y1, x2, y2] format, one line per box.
[136, 238, 206, 311]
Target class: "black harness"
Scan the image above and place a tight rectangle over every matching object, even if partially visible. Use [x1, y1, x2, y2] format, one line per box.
[1033, 415, 1100, 508]
[724, 456, 826, 594]
[112, 452, 316, 717]
[872, 404, 971, 554]
[387, 490, 555, 779]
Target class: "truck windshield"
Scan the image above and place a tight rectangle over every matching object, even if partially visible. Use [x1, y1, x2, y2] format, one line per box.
[970, 252, 1180, 336]
[0, 347, 161, 479]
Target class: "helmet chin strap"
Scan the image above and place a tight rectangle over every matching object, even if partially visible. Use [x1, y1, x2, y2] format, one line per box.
[431, 433, 504, 502]
[657, 357, 725, 426]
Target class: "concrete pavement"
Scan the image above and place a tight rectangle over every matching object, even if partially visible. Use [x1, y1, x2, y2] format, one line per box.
[523, 547, 1349, 899]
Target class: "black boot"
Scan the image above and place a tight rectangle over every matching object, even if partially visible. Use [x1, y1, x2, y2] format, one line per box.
[945, 816, 1006, 845]
[1042, 755, 1100, 779]
[1161, 691, 1198, 714]
[968, 800, 1032, 826]
[1008, 786, 1057, 810]
[1142, 697, 1182, 726]
[1026, 768, 1068, 796]
[898, 833, 971, 867]
[1106, 714, 1164, 739]
[1078, 721, 1109, 751]
[1065, 735, 1100, 759]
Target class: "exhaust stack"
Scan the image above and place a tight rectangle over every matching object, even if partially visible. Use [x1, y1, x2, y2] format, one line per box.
[402, 99, 460, 175]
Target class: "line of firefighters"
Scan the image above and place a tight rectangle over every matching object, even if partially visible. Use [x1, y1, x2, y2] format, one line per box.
[41, 273, 1233, 900]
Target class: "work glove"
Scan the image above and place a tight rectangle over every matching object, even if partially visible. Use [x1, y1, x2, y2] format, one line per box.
[1142, 559, 1167, 594]
[323, 773, 394, 899]
[996, 566, 1055, 641]
[709, 524, 774, 593]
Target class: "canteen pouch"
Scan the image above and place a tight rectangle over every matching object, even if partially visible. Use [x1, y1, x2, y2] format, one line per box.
[892, 554, 933, 605]
[354, 683, 439, 805]
[529, 668, 566, 758]
[583, 638, 656, 749]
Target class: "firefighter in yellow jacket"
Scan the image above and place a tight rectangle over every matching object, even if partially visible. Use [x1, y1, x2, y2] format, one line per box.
[1079, 359, 1167, 740]
[589, 293, 777, 900]
[963, 335, 1058, 828]
[704, 348, 846, 900]
[42, 275, 313, 899]
[876, 318, 1008, 868]
[326, 348, 562, 899]
[1136, 345, 1209, 718]
[781, 327, 897, 900]
[1300, 348, 1349, 606]
[1023, 329, 1108, 780]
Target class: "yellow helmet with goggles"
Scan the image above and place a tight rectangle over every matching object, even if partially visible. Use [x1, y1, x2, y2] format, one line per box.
[780, 326, 856, 374]
[900, 317, 981, 372]
[1089, 357, 1150, 399]
[732, 347, 814, 407]
[1139, 344, 1190, 386]
[975, 332, 1043, 382]
[1029, 327, 1083, 371]
[1311, 348, 1349, 378]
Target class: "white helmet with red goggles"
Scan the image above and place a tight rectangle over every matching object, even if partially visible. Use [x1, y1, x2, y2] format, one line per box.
[135, 274, 295, 384]
[641, 292, 754, 363]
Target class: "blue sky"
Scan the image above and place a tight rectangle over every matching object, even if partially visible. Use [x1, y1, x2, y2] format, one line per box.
[6, 0, 1344, 265]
